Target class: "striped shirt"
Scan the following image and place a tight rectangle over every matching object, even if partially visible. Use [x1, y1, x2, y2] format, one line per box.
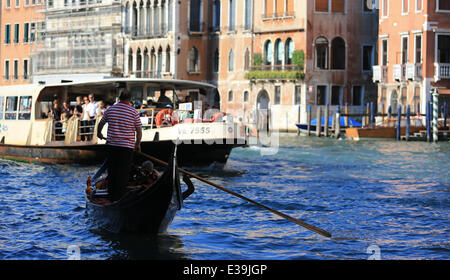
[99, 101, 142, 149]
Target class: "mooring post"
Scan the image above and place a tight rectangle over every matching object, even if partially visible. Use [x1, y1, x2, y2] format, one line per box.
[433, 89, 439, 142]
[307, 105, 311, 136]
[366, 103, 369, 125]
[370, 102, 375, 126]
[444, 101, 448, 131]
[406, 105, 410, 141]
[387, 105, 392, 127]
[345, 103, 349, 127]
[324, 104, 329, 137]
[381, 103, 385, 124]
[316, 106, 322, 137]
[396, 105, 401, 141]
[426, 99, 431, 142]
[297, 105, 301, 135]
[335, 106, 341, 139]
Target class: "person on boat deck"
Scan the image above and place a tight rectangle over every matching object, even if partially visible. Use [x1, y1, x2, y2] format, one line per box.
[96, 101, 106, 117]
[157, 89, 172, 108]
[50, 100, 61, 121]
[97, 89, 143, 202]
[61, 101, 71, 118]
[81, 96, 91, 141]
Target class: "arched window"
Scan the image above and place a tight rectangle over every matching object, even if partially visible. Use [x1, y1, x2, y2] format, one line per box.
[315, 36, 328, 69]
[264, 40, 273, 65]
[274, 39, 283, 66]
[228, 49, 234, 71]
[132, 1, 138, 36]
[153, 1, 159, 35]
[189, 46, 199, 72]
[146, 1, 151, 35]
[157, 46, 163, 75]
[150, 47, 156, 75]
[165, 45, 171, 73]
[228, 91, 233, 102]
[244, 48, 250, 70]
[128, 48, 133, 74]
[285, 38, 294, 65]
[136, 48, 142, 77]
[243, 91, 249, 102]
[143, 47, 149, 77]
[331, 37, 345, 69]
[139, 1, 145, 35]
[124, 2, 130, 33]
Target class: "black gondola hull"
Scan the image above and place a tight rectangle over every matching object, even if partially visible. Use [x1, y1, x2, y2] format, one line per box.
[86, 151, 183, 234]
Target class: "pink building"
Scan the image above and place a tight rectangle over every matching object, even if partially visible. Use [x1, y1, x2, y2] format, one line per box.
[373, 0, 450, 115]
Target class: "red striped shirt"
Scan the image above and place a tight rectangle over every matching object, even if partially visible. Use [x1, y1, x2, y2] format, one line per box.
[99, 101, 142, 149]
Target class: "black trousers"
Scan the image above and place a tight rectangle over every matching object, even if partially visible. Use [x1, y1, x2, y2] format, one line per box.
[106, 145, 134, 201]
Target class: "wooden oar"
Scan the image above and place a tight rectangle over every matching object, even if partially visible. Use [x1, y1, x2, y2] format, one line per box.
[137, 151, 332, 238]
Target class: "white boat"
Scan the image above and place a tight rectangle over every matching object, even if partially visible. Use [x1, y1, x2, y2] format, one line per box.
[0, 78, 246, 166]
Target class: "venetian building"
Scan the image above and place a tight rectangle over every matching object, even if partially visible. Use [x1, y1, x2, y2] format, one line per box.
[0, 0, 44, 85]
[373, 0, 450, 115]
[219, 0, 378, 132]
[122, 0, 220, 104]
[30, 0, 122, 84]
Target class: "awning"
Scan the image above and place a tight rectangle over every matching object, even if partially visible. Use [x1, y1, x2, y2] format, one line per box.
[437, 88, 450, 95]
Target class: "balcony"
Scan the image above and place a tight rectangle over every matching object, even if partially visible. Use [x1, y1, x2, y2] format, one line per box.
[245, 64, 304, 81]
[405, 63, 422, 81]
[372, 65, 387, 83]
[393, 64, 406, 82]
[434, 63, 450, 82]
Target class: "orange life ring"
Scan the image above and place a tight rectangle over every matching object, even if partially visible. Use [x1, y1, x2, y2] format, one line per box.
[155, 109, 178, 127]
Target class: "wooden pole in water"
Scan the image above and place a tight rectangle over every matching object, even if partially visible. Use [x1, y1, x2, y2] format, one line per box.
[345, 103, 349, 127]
[444, 101, 448, 131]
[366, 103, 370, 126]
[316, 106, 322, 137]
[426, 98, 431, 142]
[335, 108, 341, 139]
[297, 105, 301, 135]
[324, 104, 329, 137]
[307, 106, 311, 136]
[396, 105, 401, 141]
[387, 105, 392, 127]
[381, 103, 385, 124]
[433, 89, 439, 142]
[406, 105, 410, 141]
[370, 102, 375, 125]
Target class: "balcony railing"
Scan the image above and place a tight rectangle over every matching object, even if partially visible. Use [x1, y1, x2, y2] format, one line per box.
[393, 64, 406, 81]
[405, 63, 422, 81]
[245, 64, 304, 80]
[373, 65, 387, 83]
[435, 63, 450, 81]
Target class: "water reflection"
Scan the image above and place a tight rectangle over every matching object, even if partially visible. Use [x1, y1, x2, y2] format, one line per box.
[95, 230, 189, 260]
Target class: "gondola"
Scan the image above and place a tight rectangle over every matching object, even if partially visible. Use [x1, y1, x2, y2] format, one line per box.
[85, 146, 194, 234]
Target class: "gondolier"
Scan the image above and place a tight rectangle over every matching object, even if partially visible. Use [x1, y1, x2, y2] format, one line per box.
[97, 89, 142, 202]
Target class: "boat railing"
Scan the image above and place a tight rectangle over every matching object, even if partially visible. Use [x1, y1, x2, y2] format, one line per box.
[51, 119, 96, 142]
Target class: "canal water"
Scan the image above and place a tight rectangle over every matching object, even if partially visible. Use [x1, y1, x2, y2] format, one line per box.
[0, 134, 448, 260]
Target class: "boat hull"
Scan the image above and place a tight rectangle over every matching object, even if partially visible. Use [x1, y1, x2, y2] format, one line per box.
[86, 151, 182, 234]
[0, 139, 239, 166]
[346, 126, 426, 140]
